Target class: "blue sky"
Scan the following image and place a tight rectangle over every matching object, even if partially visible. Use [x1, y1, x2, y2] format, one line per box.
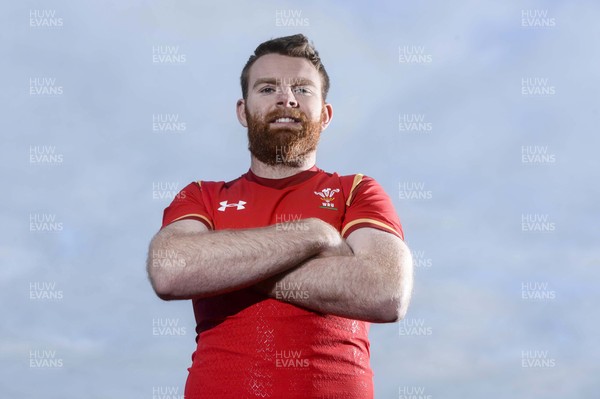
[1, 1, 599, 398]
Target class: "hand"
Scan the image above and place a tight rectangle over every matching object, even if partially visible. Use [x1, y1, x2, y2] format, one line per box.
[306, 218, 354, 258]
[253, 219, 352, 296]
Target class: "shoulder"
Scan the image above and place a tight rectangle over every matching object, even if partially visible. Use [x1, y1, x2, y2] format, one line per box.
[314, 169, 386, 204]
[331, 172, 384, 204]
[188, 174, 245, 191]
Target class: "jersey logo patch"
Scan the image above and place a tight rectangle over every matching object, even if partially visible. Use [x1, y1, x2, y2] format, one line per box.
[218, 200, 247, 212]
[314, 188, 340, 210]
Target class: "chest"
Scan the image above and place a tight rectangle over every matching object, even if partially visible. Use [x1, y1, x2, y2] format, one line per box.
[205, 180, 348, 232]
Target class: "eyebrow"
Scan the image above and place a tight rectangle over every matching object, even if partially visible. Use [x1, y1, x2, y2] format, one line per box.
[252, 77, 317, 89]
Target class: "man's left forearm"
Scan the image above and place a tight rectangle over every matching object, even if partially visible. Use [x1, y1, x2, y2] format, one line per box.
[254, 252, 409, 323]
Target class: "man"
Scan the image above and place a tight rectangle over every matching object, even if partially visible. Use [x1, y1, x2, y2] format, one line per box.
[147, 34, 413, 398]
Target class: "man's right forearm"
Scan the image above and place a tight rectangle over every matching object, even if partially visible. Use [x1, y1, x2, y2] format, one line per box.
[147, 218, 332, 300]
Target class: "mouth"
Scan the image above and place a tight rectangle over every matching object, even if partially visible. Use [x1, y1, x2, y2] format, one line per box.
[270, 116, 302, 126]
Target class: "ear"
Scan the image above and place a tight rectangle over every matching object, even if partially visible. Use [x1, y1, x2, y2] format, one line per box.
[236, 99, 248, 127]
[320, 103, 333, 131]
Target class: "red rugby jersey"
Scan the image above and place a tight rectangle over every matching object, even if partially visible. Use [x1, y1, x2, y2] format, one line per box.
[161, 165, 403, 399]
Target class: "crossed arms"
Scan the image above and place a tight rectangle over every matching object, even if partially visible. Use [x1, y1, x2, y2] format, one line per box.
[146, 218, 413, 323]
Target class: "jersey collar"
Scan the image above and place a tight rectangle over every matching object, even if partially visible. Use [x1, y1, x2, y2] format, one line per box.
[244, 165, 320, 189]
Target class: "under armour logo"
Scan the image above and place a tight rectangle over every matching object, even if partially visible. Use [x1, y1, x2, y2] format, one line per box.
[218, 200, 247, 212]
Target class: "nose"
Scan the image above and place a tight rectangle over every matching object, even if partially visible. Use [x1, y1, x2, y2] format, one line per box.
[276, 86, 298, 107]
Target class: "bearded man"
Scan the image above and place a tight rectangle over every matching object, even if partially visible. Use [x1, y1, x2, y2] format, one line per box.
[147, 34, 414, 399]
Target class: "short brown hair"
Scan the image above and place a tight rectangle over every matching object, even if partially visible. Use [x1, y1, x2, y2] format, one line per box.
[240, 34, 330, 101]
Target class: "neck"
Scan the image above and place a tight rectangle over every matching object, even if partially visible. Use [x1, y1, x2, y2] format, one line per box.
[250, 152, 316, 179]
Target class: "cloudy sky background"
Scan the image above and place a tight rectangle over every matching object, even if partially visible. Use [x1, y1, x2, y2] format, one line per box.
[1, 0, 599, 398]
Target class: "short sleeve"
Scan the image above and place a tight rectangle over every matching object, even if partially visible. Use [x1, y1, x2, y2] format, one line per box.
[161, 182, 214, 230]
[341, 176, 404, 240]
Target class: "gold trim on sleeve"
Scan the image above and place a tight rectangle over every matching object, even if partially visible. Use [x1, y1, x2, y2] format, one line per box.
[341, 218, 400, 237]
[172, 213, 213, 229]
[345, 173, 364, 206]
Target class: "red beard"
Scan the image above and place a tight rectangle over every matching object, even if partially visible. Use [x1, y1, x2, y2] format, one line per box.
[246, 107, 324, 167]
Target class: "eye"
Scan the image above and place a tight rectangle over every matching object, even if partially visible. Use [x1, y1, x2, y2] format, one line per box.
[292, 86, 312, 95]
[259, 86, 276, 94]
